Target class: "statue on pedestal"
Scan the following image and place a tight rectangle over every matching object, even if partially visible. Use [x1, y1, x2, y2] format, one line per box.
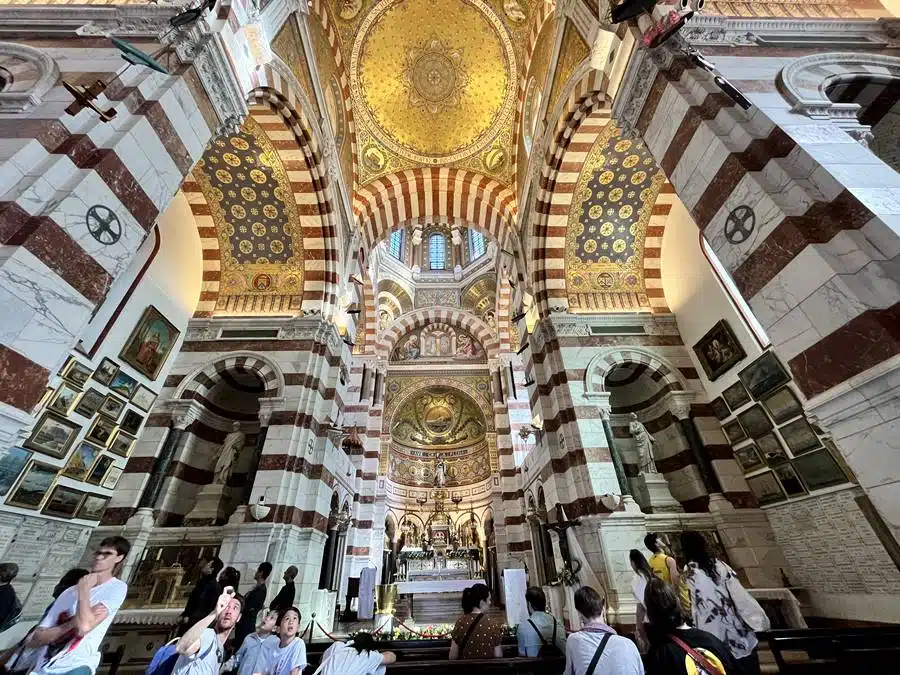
[213, 422, 245, 485]
[433, 458, 447, 488]
[628, 413, 658, 474]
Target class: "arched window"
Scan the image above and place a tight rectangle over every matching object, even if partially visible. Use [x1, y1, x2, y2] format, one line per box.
[468, 228, 486, 261]
[389, 229, 404, 260]
[429, 232, 446, 270]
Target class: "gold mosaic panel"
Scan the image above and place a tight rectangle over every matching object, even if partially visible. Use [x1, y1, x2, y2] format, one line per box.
[704, 0, 869, 17]
[271, 19, 320, 117]
[546, 21, 588, 124]
[565, 123, 664, 311]
[194, 117, 305, 305]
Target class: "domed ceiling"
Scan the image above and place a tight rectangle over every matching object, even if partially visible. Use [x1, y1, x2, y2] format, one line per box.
[348, 0, 519, 184]
[388, 385, 491, 487]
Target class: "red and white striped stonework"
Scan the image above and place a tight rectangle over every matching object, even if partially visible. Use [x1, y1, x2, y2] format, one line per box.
[377, 307, 501, 361]
[353, 168, 518, 251]
[309, 0, 358, 189]
[0, 39, 215, 415]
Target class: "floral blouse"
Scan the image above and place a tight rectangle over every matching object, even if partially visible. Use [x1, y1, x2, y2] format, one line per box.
[679, 560, 758, 659]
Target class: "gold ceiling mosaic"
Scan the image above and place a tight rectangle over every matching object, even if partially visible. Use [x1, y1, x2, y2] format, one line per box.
[347, 0, 520, 184]
[195, 116, 304, 312]
[566, 123, 664, 312]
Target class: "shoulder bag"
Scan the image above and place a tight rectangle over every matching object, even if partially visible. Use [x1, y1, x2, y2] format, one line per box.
[722, 564, 770, 632]
[527, 617, 561, 657]
[584, 632, 612, 675]
[457, 613, 484, 656]
[669, 634, 725, 675]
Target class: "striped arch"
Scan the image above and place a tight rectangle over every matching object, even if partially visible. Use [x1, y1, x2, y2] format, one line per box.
[583, 347, 689, 395]
[512, 0, 556, 191]
[528, 65, 671, 317]
[377, 308, 500, 360]
[187, 64, 340, 318]
[175, 352, 285, 401]
[309, 0, 359, 189]
[354, 168, 517, 250]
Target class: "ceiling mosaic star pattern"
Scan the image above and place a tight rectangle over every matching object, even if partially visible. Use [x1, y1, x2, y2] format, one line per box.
[566, 123, 665, 312]
[349, 0, 518, 183]
[194, 116, 305, 312]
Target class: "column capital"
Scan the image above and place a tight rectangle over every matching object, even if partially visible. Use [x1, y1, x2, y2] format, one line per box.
[661, 390, 697, 420]
[258, 396, 286, 425]
[165, 400, 204, 429]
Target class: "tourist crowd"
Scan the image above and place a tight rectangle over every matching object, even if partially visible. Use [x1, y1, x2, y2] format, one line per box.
[0, 529, 768, 675]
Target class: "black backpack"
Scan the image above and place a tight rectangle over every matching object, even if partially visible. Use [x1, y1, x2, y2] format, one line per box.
[528, 617, 562, 657]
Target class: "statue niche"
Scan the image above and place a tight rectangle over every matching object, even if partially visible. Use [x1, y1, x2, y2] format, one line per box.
[391, 322, 486, 363]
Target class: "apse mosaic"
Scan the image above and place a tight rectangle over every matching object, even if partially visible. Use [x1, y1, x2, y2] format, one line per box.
[390, 322, 487, 364]
[195, 116, 304, 310]
[566, 123, 664, 311]
[389, 440, 492, 487]
[347, 0, 520, 184]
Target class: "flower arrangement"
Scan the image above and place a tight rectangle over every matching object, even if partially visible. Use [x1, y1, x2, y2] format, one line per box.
[550, 561, 581, 587]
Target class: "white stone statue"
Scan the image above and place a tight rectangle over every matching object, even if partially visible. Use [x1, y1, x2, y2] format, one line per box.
[628, 412, 658, 474]
[213, 421, 245, 485]
[433, 458, 447, 488]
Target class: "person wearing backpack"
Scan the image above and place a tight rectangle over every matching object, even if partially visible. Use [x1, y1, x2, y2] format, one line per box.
[168, 587, 243, 675]
[517, 587, 566, 657]
[563, 586, 643, 675]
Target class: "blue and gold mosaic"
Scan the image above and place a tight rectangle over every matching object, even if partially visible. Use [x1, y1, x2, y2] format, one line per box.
[566, 123, 664, 311]
[195, 116, 304, 309]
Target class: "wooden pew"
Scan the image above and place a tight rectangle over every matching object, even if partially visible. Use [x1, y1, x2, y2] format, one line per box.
[387, 657, 566, 674]
[758, 627, 900, 674]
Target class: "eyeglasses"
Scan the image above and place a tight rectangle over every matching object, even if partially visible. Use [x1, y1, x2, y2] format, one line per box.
[94, 549, 118, 558]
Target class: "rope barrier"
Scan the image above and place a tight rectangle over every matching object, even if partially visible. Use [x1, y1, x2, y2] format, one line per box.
[393, 619, 451, 638]
[314, 620, 341, 642]
[372, 617, 393, 635]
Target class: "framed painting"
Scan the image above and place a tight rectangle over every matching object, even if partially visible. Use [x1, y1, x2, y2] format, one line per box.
[98, 395, 126, 422]
[48, 382, 83, 417]
[736, 404, 773, 439]
[85, 417, 117, 448]
[733, 443, 765, 473]
[86, 455, 114, 485]
[746, 471, 787, 506]
[119, 305, 181, 381]
[0, 447, 32, 497]
[757, 432, 789, 466]
[131, 385, 157, 412]
[709, 397, 731, 421]
[761, 386, 803, 425]
[32, 387, 54, 415]
[723, 419, 747, 444]
[101, 465, 123, 490]
[24, 413, 82, 458]
[693, 320, 746, 381]
[779, 418, 820, 456]
[109, 430, 136, 458]
[75, 494, 110, 521]
[738, 351, 791, 400]
[109, 371, 138, 399]
[120, 410, 144, 436]
[6, 462, 57, 510]
[794, 448, 850, 491]
[60, 357, 93, 387]
[42, 485, 85, 519]
[92, 358, 119, 387]
[73, 389, 106, 419]
[774, 463, 807, 498]
[722, 381, 751, 411]
[823, 439, 857, 484]
[62, 442, 102, 481]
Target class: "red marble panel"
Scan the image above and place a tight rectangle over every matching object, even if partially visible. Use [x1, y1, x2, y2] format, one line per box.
[0, 344, 50, 412]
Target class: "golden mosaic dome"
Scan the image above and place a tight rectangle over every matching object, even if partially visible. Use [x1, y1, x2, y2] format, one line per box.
[350, 0, 516, 164]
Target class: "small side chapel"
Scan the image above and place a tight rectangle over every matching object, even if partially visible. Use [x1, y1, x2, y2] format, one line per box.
[0, 0, 899, 661]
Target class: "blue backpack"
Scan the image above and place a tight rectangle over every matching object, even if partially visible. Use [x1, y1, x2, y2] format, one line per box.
[146, 638, 215, 675]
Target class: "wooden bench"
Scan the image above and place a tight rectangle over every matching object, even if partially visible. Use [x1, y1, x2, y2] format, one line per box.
[386, 656, 565, 674]
[758, 627, 900, 674]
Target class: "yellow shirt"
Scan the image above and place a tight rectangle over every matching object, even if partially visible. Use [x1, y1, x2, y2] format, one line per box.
[649, 552, 671, 583]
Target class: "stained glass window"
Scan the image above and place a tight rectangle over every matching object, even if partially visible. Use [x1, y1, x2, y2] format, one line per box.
[469, 229, 486, 260]
[389, 229, 403, 260]
[429, 232, 446, 270]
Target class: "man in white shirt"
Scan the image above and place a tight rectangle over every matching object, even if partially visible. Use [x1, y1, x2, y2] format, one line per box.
[29, 536, 131, 675]
[564, 586, 643, 675]
[173, 587, 243, 675]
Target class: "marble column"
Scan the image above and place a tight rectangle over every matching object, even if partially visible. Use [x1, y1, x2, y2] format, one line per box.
[598, 403, 631, 497]
[668, 393, 721, 495]
[138, 415, 190, 511]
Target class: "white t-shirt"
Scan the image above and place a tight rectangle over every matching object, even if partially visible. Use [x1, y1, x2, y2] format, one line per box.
[173, 628, 224, 675]
[235, 634, 279, 675]
[263, 637, 306, 675]
[631, 575, 649, 622]
[312, 642, 384, 675]
[33, 577, 128, 675]
[564, 629, 644, 675]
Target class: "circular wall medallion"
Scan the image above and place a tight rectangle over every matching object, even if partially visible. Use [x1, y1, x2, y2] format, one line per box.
[85, 205, 121, 245]
[350, 0, 516, 163]
[724, 205, 756, 244]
